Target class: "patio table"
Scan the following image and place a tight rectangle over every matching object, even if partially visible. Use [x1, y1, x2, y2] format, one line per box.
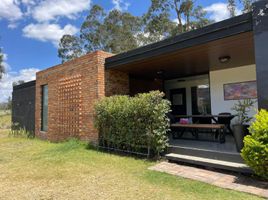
[174, 114, 236, 135]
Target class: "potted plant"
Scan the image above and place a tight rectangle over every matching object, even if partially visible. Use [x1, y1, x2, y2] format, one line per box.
[231, 99, 255, 152]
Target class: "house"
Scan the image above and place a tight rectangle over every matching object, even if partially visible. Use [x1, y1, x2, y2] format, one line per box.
[12, 0, 268, 171]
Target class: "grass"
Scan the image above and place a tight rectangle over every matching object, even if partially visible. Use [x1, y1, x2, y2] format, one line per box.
[0, 130, 263, 200]
[0, 111, 11, 129]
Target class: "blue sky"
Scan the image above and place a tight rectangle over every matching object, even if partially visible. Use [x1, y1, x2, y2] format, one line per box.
[0, 0, 242, 102]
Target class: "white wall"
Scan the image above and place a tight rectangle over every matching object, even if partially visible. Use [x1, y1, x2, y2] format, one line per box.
[165, 75, 209, 115]
[210, 65, 258, 120]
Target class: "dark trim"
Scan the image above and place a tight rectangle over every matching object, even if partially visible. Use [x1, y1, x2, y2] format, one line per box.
[13, 80, 36, 90]
[105, 13, 253, 69]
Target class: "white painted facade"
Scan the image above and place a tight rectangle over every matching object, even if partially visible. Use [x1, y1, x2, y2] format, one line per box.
[164, 64, 258, 121]
[210, 65, 258, 120]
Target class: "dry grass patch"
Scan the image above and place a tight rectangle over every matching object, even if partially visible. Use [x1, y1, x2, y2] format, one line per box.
[0, 130, 263, 200]
[0, 112, 11, 129]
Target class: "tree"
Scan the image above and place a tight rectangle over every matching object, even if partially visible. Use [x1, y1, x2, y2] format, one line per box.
[0, 48, 4, 80]
[100, 10, 142, 53]
[228, 0, 256, 17]
[59, 5, 142, 62]
[80, 5, 142, 54]
[58, 35, 83, 63]
[241, 0, 254, 13]
[80, 5, 106, 53]
[12, 80, 25, 87]
[228, 0, 236, 17]
[58, 2, 211, 62]
[142, 0, 212, 44]
[7, 96, 12, 110]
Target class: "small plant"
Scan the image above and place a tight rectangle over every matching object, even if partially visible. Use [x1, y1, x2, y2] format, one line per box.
[9, 122, 34, 138]
[231, 99, 255, 125]
[241, 109, 268, 180]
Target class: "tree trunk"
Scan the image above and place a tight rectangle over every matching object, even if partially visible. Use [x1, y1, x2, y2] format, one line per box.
[174, 0, 183, 33]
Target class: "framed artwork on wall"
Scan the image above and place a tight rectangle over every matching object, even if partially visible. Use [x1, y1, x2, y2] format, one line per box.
[223, 81, 257, 100]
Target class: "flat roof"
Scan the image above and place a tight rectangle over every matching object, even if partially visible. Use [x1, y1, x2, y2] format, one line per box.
[13, 80, 36, 90]
[105, 12, 253, 69]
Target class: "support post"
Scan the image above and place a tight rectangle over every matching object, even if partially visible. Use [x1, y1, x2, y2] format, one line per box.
[253, 0, 268, 110]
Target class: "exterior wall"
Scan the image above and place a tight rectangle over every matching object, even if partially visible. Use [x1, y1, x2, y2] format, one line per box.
[105, 69, 129, 96]
[253, 0, 268, 109]
[12, 81, 36, 133]
[35, 51, 114, 143]
[164, 75, 209, 115]
[129, 77, 163, 96]
[210, 65, 258, 119]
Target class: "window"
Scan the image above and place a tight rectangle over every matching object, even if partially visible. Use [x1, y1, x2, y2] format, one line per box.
[191, 84, 211, 115]
[41, 85, 48, 131]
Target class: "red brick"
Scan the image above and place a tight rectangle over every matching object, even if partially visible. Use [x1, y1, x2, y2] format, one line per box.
[35, 51, 129, 143]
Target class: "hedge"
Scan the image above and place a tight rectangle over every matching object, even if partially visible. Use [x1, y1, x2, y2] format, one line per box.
[94, 91, 171, 157]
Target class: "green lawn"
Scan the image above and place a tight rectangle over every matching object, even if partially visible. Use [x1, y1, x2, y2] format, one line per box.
[0, 130, 263, 200]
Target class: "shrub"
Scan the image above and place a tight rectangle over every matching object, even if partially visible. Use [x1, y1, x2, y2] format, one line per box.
[241, 109, 268, 180]
[94, 91, 171, 158]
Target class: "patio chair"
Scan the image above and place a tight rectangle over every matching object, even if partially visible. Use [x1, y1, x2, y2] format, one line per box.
[218, 112, 233, 135]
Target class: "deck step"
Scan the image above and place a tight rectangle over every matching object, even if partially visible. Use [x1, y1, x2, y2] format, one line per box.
[167, 145, 244, 163]
[166, 153, 253, 174]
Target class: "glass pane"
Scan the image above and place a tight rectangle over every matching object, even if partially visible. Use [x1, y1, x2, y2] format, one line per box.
[191, 84, 211, 115]
[41, 85, 48, 131]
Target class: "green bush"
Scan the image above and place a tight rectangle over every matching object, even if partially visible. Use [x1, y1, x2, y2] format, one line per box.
[241, 109, 268, 180]
[94, 91, 171, 158]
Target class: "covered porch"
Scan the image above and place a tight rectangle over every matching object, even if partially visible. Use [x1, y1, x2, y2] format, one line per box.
[105, 6, 268, 171]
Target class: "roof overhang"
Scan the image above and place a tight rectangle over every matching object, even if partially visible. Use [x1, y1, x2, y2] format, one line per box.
[105, 13, 255, 79]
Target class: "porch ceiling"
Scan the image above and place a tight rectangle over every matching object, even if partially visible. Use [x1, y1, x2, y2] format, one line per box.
[107, 31, 255, 79]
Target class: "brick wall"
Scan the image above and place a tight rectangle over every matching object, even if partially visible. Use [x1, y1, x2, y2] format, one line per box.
[129, 77, 163, 96]
[105, 69, 129, 96]
[35, 51, 120, 143]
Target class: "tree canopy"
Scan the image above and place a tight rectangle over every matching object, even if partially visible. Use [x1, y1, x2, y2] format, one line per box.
[80, 5, 142, 54]
[0, 48, 4, 80]
[60, 0, 258, 63]
[142, 0, 212, 45]
[227, 0, 256, 17]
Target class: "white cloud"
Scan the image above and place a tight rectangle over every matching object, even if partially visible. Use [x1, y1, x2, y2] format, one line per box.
[204, 3, 230, 22]
[2, 53, 11, 71]
[0, 53, 39, 102]
[21, 0, 36, 4]
[0, 0, 23, 22]
[0, 68, 39, 102]
[112, 0, 130, 11]
[32, 0, 91, 22]
[22, 23, 79, 46]
[204, 2, 242, 22]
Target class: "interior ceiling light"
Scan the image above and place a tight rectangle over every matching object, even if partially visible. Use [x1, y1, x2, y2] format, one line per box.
[219, 56, 231, 63]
